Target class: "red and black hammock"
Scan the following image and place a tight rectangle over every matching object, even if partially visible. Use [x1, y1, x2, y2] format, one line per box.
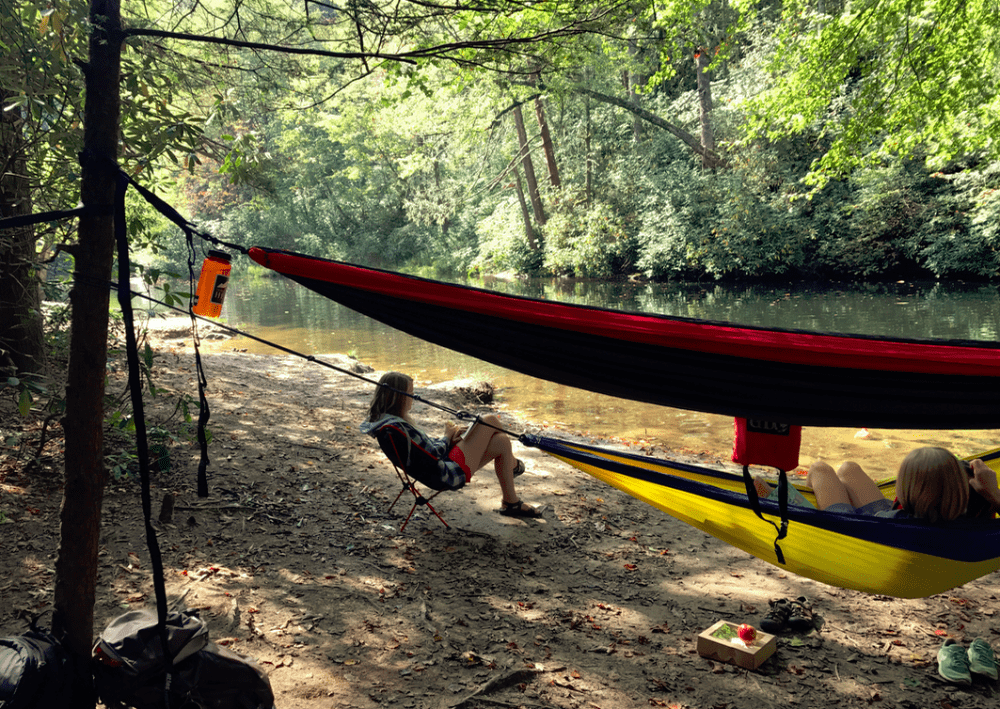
[248, 247, 1000, 429]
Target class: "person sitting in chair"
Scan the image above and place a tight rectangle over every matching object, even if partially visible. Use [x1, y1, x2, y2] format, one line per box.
[361, 371, 541, 518]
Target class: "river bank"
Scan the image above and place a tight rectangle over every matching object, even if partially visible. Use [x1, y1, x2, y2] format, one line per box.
[2, 321, 999, 709]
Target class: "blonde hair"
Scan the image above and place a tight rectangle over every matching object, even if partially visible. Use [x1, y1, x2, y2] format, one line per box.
[896, 447, 968, 523]
[367, 372, 414, 423]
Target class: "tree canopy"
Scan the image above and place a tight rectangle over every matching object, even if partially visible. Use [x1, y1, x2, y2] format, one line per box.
[5, 0, 1000, 285]
[741, 0, 1000, 184]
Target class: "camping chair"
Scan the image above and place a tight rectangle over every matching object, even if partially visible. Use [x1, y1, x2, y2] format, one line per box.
[375, 426, 456, 532]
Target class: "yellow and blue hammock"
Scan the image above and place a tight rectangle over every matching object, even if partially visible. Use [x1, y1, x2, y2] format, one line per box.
[248, 246, 1000, 597]
[527, 435, 1000, 598]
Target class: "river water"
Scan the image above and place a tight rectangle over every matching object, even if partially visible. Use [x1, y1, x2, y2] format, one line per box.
[210, 274, 1000, 474]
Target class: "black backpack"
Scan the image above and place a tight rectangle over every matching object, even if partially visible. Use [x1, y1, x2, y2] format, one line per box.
[0, 626, 78, 708]
[164, 641, 274, 709]
[93, 608, 274, 709]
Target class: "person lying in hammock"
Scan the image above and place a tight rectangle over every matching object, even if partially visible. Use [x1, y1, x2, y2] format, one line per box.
[361, 371, 542, 518]
[755, 447, 1000, 522]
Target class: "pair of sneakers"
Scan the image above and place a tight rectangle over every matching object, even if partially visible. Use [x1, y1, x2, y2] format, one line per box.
[761, 596, 813, 634]
[938, 638, 998, 684]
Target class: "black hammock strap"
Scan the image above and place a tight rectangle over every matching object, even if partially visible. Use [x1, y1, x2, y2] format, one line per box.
[113, 173, 175, 677]
[741, 464, 789, 565]
[0, 204, 114, 231]
[111, 285, 515, 441]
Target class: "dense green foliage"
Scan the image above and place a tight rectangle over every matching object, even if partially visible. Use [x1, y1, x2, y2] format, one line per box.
[741, 0, 1000, 183]
[7, 0, 1000, 283]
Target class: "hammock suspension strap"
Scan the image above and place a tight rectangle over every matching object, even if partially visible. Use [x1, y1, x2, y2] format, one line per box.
[742, 465, 789, 565]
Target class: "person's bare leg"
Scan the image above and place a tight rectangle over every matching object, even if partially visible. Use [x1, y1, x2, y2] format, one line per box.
[835, 462, 884, 508]
[485, 434, 520, 505]
[457, 415, 534, 510]
[457, 415, 507, 470]
[807, 461, 853, 510]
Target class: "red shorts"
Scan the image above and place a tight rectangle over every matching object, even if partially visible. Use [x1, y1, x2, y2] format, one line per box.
[448, 446, 473, 483]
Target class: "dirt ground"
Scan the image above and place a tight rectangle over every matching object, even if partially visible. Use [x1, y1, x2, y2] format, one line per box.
[2, 318, 1000, 709]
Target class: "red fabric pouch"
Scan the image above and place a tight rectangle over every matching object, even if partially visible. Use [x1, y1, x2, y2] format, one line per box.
[732, 418, 802, 471]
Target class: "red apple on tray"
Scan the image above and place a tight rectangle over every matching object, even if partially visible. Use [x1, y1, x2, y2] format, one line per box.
[737, 623, 757, 645]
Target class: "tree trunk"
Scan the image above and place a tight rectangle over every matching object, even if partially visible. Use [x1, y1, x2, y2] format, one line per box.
[530, 80, 561, 188]
[52, 0, 122, 688]
[694, 47, 717, 169]
[512, 165, 536, 250]
[584, 90, 593, 206]
[512, 104, 546, 225]
[626, 8, 645, 141]
[433, 158, 450, 234]
[624, 70, 642, 141]
[0, 85, 46, 378]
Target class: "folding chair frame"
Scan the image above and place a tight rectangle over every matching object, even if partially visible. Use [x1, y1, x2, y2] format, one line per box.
[381, 433, 451, 532]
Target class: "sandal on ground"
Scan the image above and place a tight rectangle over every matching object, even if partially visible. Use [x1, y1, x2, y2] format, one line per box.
[938, 639, 972, 684]
[513, 459, 526, 477]
[499, 499, 542, 518]
[760, 598, 792, 634]
[787, 596, 814, 633]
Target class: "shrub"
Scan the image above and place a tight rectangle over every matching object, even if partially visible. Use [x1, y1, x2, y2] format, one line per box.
[542, 201, 635, 278]
[637, 153, 808, 280]
[470, 196, 542, 275]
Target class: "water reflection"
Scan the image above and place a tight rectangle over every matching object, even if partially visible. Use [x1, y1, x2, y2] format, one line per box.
[214, 275, 1000, 464]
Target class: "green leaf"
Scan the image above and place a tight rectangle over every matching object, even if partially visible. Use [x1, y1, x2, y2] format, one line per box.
[18, 388, 32, 417]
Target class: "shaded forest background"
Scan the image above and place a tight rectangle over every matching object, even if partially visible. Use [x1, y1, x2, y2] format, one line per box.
[6, 0, 1000, 294]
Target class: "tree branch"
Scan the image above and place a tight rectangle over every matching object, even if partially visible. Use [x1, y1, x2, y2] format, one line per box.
[124, 27, 418, 63]
[575, 87, 728, 168]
